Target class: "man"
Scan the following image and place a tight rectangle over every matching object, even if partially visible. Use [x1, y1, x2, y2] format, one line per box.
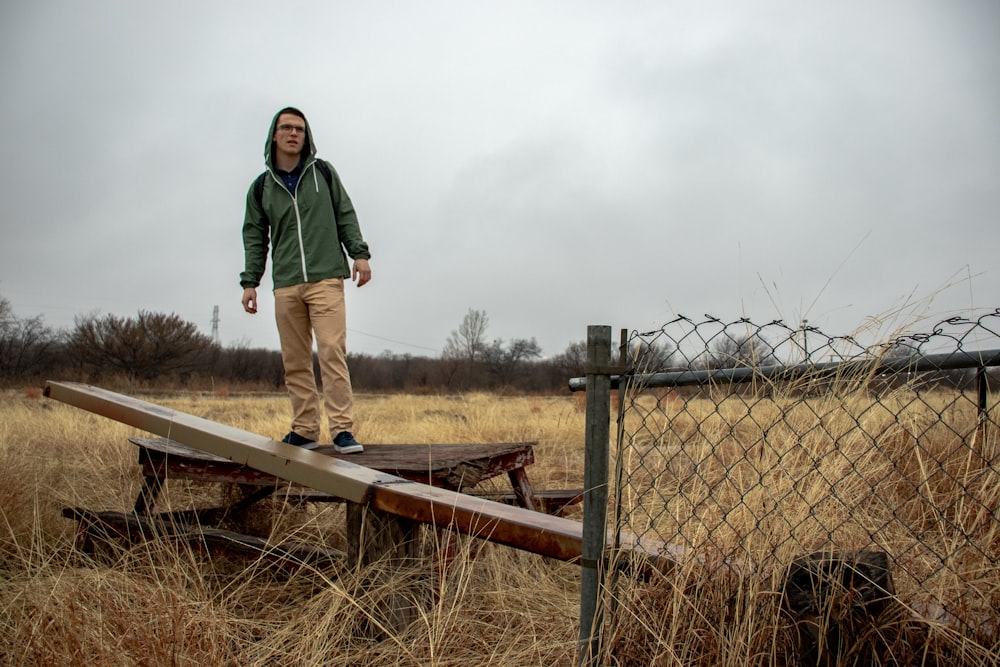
[240, 106, 371, 453]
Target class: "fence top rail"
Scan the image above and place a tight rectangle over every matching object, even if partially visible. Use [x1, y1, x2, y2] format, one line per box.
[568, 347, 1000, 392]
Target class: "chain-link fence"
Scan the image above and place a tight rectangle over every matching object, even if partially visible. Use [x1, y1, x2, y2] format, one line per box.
[596, 310, 999, 659]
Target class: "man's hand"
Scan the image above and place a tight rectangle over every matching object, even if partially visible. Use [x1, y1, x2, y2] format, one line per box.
[352, 259, 372, 287]
[242, 287, 258, 314]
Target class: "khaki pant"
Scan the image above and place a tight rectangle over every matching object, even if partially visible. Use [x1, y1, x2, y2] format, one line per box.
[273, 278, 353, 441]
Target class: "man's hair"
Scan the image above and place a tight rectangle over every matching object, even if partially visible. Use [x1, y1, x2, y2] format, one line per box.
[276, 106, 306, 121]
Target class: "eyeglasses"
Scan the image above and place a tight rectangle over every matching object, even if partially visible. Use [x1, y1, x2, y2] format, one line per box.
[277, 124, 306, 134]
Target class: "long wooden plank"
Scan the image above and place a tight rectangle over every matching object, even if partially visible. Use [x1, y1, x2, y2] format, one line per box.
[44, 381, 685, 565]
[44, 381, 384, 503]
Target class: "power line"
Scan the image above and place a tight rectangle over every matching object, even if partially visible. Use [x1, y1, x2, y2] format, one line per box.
[347, 327, 439, 352]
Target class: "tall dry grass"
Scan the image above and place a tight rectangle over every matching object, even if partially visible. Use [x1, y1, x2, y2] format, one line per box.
[0, 391, 586, 666]
[1, 387, 997, 665]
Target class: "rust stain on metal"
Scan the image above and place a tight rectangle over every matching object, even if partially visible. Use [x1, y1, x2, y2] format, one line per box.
[368, 480, 586, 560]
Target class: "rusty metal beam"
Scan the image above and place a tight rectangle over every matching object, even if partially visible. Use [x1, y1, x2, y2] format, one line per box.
[44, 381, 684, 565]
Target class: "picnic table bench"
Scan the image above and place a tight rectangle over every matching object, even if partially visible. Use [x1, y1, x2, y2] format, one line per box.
[64, 437, 583, 569]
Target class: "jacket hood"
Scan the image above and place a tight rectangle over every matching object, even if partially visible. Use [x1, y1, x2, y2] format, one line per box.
[265, 107, 316, 169]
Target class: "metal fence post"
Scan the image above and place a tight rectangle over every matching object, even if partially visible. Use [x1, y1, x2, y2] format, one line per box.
[578, 325, 612, 666]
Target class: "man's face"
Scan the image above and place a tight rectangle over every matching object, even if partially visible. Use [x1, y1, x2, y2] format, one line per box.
[272, 113, 307, 159]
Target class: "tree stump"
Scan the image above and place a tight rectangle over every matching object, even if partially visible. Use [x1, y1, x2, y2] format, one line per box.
[781, 550, 899, 666]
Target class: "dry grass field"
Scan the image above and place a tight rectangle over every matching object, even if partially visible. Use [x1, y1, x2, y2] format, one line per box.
[1, 387, 997, 665]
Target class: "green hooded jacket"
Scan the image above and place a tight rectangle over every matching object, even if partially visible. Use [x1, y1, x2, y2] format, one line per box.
[240, 109, 370, 290]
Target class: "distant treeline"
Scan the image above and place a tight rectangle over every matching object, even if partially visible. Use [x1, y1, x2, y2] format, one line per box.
[0, 302, 586, 393]
[6, 300, 992, 395]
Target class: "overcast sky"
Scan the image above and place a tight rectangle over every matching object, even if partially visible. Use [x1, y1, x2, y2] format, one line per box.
[2, 1, 998, 358]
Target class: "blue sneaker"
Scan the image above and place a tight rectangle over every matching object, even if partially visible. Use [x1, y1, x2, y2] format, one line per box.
[281, 431, 319, 450]
[333, 431, 364, 454]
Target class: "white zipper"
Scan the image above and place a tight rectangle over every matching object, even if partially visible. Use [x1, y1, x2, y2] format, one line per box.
[281, 160, 316, 283]
[292, 196, 308, 282]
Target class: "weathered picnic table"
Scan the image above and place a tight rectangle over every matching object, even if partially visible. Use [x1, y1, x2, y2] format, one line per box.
[64, 437, 582, 569]
[131, 437, 542, 511]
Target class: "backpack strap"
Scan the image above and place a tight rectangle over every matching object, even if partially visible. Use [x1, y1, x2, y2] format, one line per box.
[252, 172, 269, 225]
[315, 159, 334, 191]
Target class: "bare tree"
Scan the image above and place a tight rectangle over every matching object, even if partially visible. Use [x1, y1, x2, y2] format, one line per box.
[556, 339, 587, 379]
[0, 297, 12, 328]
[484, 337, 542, 386]
[442, 308, 490, 363]
[627, 338, 675, 371]
[0, 297, 59, 382]
[706, 331, 775, 369]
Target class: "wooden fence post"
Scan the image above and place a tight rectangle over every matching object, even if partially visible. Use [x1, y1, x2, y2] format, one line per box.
[578, 325, 612, 666]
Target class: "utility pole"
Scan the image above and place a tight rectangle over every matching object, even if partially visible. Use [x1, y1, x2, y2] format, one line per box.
[211, 305, 221, 345]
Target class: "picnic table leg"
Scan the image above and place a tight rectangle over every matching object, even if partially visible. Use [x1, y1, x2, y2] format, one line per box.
[71, 511, 96, 555]
[507, 468, 539, 512]
[133, 475, 164, 516]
